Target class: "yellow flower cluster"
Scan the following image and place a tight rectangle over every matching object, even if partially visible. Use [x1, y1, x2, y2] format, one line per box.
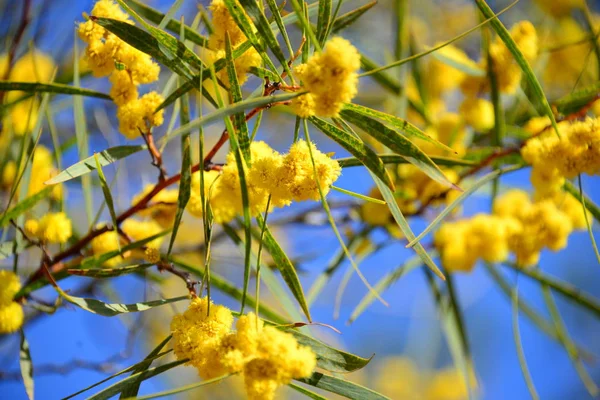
[458, 96, 494, 132]
[78, 0, 164, 139]
[291, 37, 361, 118]
[171, 297, 316, 400]
[435, 189, 587, 271]
[0, 50, 55, 137]
[1, 145, 63, 201]
[461, 21, 539, 97]
[522, 117, 600, 199]
[0, 270, 24, 334]
[25, 212, 72, 244]
[207, 0, 262, 85]
[90, 219, 165, 267]
[533, 0, 582, 17]
[434, 214, 514, 273]
[187, 140, 341, 223]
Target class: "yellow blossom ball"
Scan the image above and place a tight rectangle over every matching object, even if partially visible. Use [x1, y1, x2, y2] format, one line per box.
[533, 0, 583, 17]
[91, 229, 123, 267]
[425, 368, 469, 400]
[0, 270, 22, 306]
[0, 302, 24, 334]
[109, 70, 138, 106]
[427, 44, 475, 97]
[144, 247, 161, 264]
[294, 37, 361, 117]
[36, 212, 73, 244]
[459, 97, 495, 132]
[121, 219, 165, 249]
[187, 170, 221, 217]
[360, 188, 391, 226]
[290, 93, 316, 119]
[132, 185, 179, 228]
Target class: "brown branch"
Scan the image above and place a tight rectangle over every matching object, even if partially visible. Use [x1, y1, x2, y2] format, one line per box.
[140, 128, 167, 181]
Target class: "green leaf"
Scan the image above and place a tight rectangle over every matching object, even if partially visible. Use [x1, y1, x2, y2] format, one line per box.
[554, 81, 600, 116]
[172, 258, 289, 324]
[68, 263, 153, 278]
[474, 0, 560, 137]
[316, 0, 332, 45]
[429, 45, 485, 76]
[87, 360, 187, 400]
[119, 335, 173, 399]
[309, 117, 395, 190]
[225, 33, 251, 162]
[124, 375, 233, 400]
[63, 350, 172, 400]
[289, 383, 328, 400]
[349, 253, 428, 324]
[503, 263, 600, 320]
[341, 107, 455, 188]
[0, 187, 53, 228]
[157, 0, 184, 30]
[337, 154, 476, 168]
[19, 330, 34, 400]
[167, 87, 192, 256]
[512, 280, 540, 400]
[73, 36, 94, 226]
[564, 180, 600, 224]
[94, 154, 120, 252]
[284, 328, 372, 373]
[265, 0, 294, 57]
[297, 372, 390, 399]
[331, 185, 386, 204]
[0, 82, 111, 100]
[92, 17, 196, 80]
[407, 166, 522, 248]
[160, 91, 304, 145]
[0, 241, 29, 260]
[58, 291, 188, 317]
[46, 145, 146, 185]
[122, 0, 209, 47]
[288, 0, 322, 51]
[239, 0, 291, 76]
[332, 1, 377, 34]
[256, 215, 312, 321]
[343, 103, 454, 156]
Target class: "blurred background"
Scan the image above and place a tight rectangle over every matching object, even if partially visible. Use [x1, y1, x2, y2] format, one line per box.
[1, 0, 600, 398]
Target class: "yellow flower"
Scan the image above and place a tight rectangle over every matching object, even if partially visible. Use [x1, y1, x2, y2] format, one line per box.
[187, 170, 221, 217]
[290, 93, 317, 119]
[459, 97, 494, 132]
[90, 229, 123, 267]
[533, 0, 583, 17]
[121, 219, 164, 249]
[132, 185, 179, 228]
[116, 91, 165, 139]
[171, 296, 234, 378]
[427, 44, 475, 97]
[36, 212, 73, 244]
[0, 302, 24, 334]
[109, 70, 138, 106]
[144, 247, 161, 264]
[360, 188, 391, 226]
[0, 270, 21, 306]
[293, 37, 360, 117]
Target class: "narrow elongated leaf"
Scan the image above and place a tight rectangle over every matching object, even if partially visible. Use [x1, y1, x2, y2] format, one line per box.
[68, 263, 153, 278]
[172, 258, 289, 324]
[257, 215, 312, 321]
[297, 373, 390, 399]
[122, 0, 209, 47]
[127, 375, 233, 400]
[19, 331, 34, 400]
[63, 351, 172, 400]
[119, 335, 172, 399]
[265, 0, 294, 56]
[225, 34, 251, 162]
[46, 145, 146, 185]
[87, 360, 187, 400]
[0, 187, 52, 228]
[157, 0, 184, 29]
[474, 0, 560, 136]
[59, 291, 188, 317]
[284, 329, 372, 373]
[503, 263, 600, 319]
[343, 103, 454, 155]
[555, 81, 600, 116]
[349, 253, 428, 324]
[0, 82, 111, 100]
[337, 154, 476, 168]
[239, 0, 290, 75]
[332, 1, 377, 34]
[430, 46, 485, 76]
[289, 383, 328, 400]
[316, 0, 332, 44]
[161, 91, 303, 145]
[309, 117, 394, 190]
[564, 181, 600, 224]
[92, 17, 196, 80]
[407, 166, 521, 248]
[94, 154, 120, 251]
[341, 108, 454, 188]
